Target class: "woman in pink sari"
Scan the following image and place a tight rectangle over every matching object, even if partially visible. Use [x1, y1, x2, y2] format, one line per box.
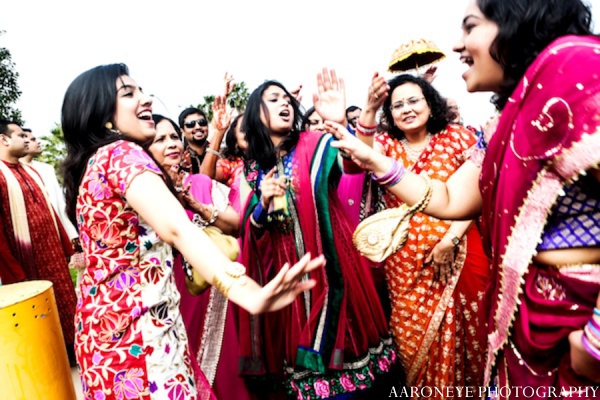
[146, 114, 251, 400]
[238, 71, 396, 399]
[325, 0, 600, 398]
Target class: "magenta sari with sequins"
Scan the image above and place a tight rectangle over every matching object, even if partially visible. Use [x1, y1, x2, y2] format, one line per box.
[479, 35, 600, 398]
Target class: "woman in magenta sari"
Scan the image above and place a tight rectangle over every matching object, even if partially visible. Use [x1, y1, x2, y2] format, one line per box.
[146, 114, 251, 400]
[325, 0, 600, 398]
[238, 70, 396, 399]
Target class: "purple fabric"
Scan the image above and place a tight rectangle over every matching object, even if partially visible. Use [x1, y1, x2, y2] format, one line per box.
[538, 178, 600, 250]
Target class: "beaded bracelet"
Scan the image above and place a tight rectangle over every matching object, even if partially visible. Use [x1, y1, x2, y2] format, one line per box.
[193, 207, 219, 227]
[356, 121, 377, 137]
[581, 332, 600, 361]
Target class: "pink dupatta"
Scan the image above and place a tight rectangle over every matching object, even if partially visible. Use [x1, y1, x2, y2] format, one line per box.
[479, 35, 600, 392]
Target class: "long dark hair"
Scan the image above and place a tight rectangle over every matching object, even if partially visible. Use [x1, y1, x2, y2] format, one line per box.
[380, 74, 450, 140]
[61, 63, 129, 225]
[223, 113, 245, 160]
[151, 114, 181, 139]
[477, 0, 594, 110]
[243, 81, 302, 170]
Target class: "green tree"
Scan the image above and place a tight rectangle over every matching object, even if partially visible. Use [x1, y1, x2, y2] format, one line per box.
[0, 31, 23, 124]
[37, 124, 67, 182]
[195, 81, 250, 121]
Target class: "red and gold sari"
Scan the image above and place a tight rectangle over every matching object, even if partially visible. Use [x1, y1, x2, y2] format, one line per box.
[377, 125, 489, 395]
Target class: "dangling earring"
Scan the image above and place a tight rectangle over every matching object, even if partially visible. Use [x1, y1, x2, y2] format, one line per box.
[105, 121, 121, 136]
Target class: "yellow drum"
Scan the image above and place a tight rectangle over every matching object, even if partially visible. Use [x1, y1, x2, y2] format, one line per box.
[0, 280, 76, 400]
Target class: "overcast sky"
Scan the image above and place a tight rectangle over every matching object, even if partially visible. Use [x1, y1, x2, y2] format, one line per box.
[2, 0, 599, 136]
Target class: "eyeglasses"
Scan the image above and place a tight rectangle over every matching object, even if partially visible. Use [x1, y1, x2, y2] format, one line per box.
[184, 118, 208, 129]
[389, 97, 425, 112]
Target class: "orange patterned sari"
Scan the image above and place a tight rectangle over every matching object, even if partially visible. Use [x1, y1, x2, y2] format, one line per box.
[376, 124, 489, 396]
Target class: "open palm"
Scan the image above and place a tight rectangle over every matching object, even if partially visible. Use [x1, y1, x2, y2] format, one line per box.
[313, 68, 346, 125]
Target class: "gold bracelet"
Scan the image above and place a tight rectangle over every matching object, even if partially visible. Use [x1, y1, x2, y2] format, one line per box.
[213, 262, 247, 296]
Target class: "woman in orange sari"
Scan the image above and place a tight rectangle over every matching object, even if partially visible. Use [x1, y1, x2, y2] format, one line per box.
[356, 74, 489, 395]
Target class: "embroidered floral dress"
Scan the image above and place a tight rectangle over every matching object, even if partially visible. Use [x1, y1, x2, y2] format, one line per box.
[75, 141, 208, 400]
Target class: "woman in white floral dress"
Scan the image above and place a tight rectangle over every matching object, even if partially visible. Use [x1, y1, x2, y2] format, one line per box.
[60, 63, 325, 400]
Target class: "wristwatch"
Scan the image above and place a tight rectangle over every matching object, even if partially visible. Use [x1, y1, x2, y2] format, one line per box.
[446, 231, 461, 247]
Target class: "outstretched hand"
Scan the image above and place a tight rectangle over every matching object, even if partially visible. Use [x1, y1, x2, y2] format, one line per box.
[324, 121, 384, 170]
[313, 68, 346, 125]
[250, 253, 325, 314]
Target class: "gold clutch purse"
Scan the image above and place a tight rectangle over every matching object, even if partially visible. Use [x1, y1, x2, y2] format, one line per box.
[353, 177, 432, 262]
[183, 225, 241, 296]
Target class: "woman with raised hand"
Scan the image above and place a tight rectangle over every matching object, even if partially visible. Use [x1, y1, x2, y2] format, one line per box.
[238, 69, 396, 399]
[61, 63, 325, 400]
[326, 0, 600, 395]
[353, 72, 490, 395]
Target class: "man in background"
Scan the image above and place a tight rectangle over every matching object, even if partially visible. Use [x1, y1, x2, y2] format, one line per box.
[0, 119, 77, 364]
[20, 128, 78, 241]
[345, 105, 361, 134]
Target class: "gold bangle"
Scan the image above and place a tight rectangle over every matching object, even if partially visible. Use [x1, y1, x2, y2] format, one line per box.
[213, 262, 247, 296]
[213, 271, 234, 297]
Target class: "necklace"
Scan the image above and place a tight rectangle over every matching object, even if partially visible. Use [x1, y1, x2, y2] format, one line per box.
[400, 133, 432, 162]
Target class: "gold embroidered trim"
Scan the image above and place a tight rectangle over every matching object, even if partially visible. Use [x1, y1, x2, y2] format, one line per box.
[406, 239, 467, 385]
[197, 287, 229, 386]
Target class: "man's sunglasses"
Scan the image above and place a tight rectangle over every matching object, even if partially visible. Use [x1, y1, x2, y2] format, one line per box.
[184, 118, 208, 129]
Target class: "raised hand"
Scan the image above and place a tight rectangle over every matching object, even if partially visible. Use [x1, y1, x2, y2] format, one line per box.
[366, 72, 389, 112]
[223, 72, 235, 97]
[290, 84, 303, 104]
[422, 65, 438, 84]
[313, 68, 346, 125]
[212, 95, 233, 132]
[251, 253, 325, 314]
